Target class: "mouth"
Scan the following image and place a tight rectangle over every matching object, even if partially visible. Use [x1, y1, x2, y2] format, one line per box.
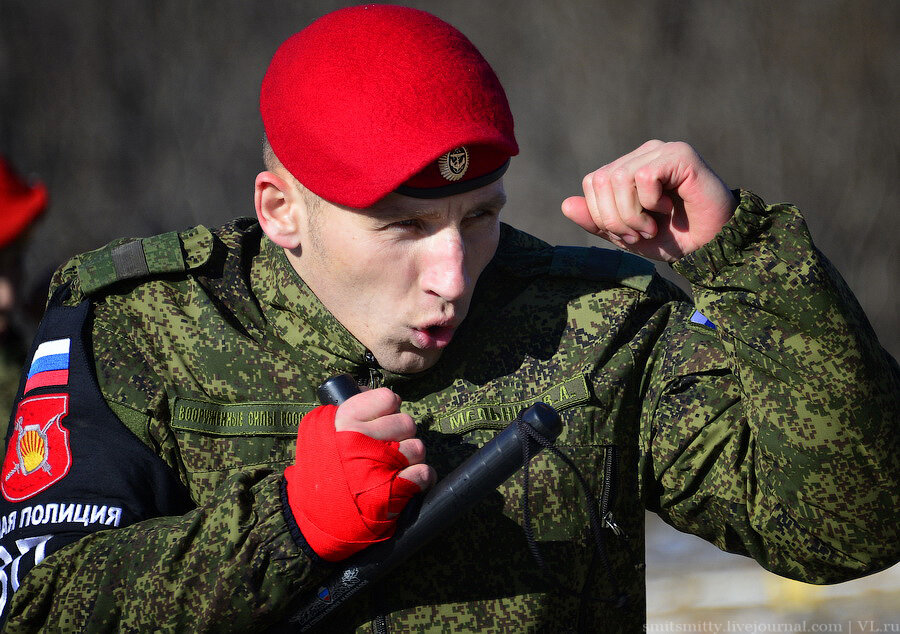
[410, 320, 459, 350]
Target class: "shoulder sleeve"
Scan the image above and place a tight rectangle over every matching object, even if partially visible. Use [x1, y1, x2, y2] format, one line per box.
[4, 235, 326, 631]
[494, 221, 659, 294]
[0, 292, 194, 627]
[641, 190, 900, 583]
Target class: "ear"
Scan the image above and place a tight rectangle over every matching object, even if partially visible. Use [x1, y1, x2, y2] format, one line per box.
[255, 170, 303, 249]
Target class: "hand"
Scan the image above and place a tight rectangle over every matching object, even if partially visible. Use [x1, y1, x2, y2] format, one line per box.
[561, 140, 737, 262]
[335, 388, 436, 495]
[284, 388, 435, 562]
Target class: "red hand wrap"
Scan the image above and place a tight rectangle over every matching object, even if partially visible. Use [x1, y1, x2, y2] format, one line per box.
[284, 405, 421, 562]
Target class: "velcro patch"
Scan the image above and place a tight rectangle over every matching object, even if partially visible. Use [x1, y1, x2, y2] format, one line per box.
[437, 375, 590, 434]
[76, 226, 214, 295]
[171, 399, 318, 436]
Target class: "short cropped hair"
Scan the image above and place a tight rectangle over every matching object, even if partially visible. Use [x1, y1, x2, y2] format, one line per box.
[262, 135, 322, 214]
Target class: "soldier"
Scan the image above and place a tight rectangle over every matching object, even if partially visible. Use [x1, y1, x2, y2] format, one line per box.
[0, 5, 897, 631]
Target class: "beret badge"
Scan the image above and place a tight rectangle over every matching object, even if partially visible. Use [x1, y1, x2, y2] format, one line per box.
[438, 147, 469, 182]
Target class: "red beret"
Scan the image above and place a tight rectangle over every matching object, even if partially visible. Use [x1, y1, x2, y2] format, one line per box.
[0, 157, 47, 250]
[260, 5, 518, 208]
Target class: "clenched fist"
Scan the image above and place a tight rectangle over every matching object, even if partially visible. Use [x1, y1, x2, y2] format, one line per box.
[285, 388, 435, 561]
[561, 140, 737, 262]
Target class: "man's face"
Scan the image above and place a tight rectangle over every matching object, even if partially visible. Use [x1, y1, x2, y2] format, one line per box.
[287, 181, 507, 374]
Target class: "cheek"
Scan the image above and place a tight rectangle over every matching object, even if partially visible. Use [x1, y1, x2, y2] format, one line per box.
[314, 226, 381, 282]
[466, 223, 501, 276]
[345, 240, 418, 299]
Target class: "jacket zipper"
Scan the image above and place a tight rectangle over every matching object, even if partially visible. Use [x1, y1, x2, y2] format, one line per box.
[599, 445, 623, 537]
[364, 351, 384, 389]
[599, 444, 641, 576]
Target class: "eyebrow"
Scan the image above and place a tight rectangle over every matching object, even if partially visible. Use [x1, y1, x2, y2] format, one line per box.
[481, 191, 508, 210]
[369, 192, 508, 221]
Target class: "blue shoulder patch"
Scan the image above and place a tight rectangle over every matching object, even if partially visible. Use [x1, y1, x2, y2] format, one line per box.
[689, 310, 716, 330]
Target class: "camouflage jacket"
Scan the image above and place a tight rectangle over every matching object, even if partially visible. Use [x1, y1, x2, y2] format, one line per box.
[5, 191, 899, 632]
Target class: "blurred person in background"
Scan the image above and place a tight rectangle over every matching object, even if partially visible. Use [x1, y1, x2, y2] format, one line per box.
[0, 156, 47, 439]
[0, 5, 896, 632]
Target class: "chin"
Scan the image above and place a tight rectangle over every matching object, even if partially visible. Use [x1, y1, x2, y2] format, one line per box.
[381, 349, 442, 375]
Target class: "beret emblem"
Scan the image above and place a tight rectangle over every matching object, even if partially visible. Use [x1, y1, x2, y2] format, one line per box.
[438, 147, 469, 181]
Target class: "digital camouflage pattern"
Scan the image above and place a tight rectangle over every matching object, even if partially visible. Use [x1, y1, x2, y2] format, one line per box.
[5, 191, 898, 632]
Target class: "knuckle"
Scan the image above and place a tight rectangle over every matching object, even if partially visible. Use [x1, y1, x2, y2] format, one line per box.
[589, 170, 609, 189]
[404, 439, 426, 463]
[372, 386, 399, 403]
[619, 208, 639, 222]
[333, 404, 359, 431]
[634, 166, 655, 186]
[413, 464, 437, 489]
[396, 413, 416, 437]
[610, 167, 632, 187]
[668, 140, 694, 157]
[365, 387, 400, 413]
[642, 139, 665, 151]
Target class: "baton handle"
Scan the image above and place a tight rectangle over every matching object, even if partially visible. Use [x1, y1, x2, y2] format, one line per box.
[316, 374, 362, 407]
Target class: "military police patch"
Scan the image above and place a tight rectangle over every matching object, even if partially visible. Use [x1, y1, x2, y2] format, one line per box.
[438, 147, 469, 181]
[2, 394, 72, 502]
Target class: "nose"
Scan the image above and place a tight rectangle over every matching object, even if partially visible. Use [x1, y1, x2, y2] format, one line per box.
[420, 229, 469, 302]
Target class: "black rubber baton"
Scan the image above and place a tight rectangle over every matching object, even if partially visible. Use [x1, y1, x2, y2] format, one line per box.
[285, 374, 563, 631]
[315, 373, 362, 407]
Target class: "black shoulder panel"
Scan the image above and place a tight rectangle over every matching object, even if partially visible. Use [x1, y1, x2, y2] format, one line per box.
[0, 288, 194, 623]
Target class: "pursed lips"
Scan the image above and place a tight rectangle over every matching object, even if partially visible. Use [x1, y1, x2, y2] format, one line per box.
[410, 316, 460, 350]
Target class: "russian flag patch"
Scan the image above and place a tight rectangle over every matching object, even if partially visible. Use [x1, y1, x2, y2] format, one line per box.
[24, 338, 71, 394]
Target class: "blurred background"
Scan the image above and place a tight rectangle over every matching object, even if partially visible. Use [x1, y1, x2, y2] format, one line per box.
[1, 0, 897, 628]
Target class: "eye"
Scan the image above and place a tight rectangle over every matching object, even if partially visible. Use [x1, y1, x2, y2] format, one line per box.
[386, 218, 422, 231]
[465, 208, 499, 222]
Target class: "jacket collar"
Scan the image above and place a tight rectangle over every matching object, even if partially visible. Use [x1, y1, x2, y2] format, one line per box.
[254, 235, 422, 387]
[254, 235, 367, 375]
